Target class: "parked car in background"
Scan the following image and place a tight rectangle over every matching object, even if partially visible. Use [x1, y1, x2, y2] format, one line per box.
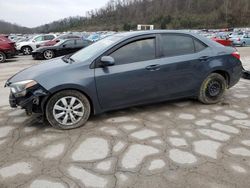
[6, 30, 242, 129]
[229, 33, 250, 46]
[37, 34, 81, 48]
[32, 38, 92, 60]
[16, 34, 56, 55]
[211, 37, 232, 46]
[87, 33, 101, 42]
[0, 35, 16, 63]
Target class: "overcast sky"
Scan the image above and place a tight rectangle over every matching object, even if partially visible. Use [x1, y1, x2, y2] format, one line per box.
[0, 0, 109, 28]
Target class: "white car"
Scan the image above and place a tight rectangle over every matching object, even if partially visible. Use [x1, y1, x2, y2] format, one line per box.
[16, 34, 56, 55]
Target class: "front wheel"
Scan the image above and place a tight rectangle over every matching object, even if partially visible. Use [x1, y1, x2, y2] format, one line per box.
[46, 90, 91, 129]
[198, 73, 227, 104]
[43, 50, 54, 60]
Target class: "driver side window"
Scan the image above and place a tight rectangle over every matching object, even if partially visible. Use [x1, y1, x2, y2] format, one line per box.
[109, 38, 156, 65]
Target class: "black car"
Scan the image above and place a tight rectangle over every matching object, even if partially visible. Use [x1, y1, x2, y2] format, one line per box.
[32, 38, 92, 60]
[6, 30, 243, 130]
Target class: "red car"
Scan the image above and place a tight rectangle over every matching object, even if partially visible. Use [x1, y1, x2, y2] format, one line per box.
[212, 37, 232, 46]
[0, 35, 16, 63]
[37, 34, 80, 48]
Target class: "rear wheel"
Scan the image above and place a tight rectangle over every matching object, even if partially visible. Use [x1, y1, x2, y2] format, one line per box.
[43, 50, 54, 60]
[198, 73, 227, 104]
[22, 46, 32, 55]
[46, 90, 91, 129]
[0, 52, 6, 63]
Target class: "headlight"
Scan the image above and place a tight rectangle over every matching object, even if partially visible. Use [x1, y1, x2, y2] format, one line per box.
[10, 80, 37, 97]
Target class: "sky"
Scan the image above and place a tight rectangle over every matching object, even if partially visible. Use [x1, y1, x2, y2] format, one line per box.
[0, 0, 109, 28]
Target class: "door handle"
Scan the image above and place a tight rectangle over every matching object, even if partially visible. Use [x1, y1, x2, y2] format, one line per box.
[145, 64, 161, 71]
[199, 56, 210, 62]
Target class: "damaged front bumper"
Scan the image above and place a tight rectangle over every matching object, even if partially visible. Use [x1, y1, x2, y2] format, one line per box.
[9, 86, 49, 115]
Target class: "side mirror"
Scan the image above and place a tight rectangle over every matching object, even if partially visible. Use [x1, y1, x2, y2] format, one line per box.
[101, 56, 115, 67]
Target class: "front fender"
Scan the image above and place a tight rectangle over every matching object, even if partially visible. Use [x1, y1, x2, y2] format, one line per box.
[47, 84, 102, 115]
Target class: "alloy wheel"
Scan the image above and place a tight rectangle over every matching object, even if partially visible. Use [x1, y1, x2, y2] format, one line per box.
[52, 96, 84, 126]
[23, 47, 31, 55]
[44, 50, 54, 59]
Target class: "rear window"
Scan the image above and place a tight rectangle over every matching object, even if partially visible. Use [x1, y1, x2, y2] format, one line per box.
[160, 34, 207, 57]
[194, 39, 207, 52]
[160, 34, 195, 57]
[0, 36, 11, 43]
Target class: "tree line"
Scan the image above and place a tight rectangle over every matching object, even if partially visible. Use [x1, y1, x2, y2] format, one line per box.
[1, 0, 250, 34]
[0, 20, 31, 34]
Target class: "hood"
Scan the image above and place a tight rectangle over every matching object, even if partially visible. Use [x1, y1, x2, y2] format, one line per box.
[6, 57, 69, 85]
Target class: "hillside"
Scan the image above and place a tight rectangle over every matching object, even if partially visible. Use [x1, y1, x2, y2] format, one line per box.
[1, 0, 250, 34]
[0, 20, 31, 34]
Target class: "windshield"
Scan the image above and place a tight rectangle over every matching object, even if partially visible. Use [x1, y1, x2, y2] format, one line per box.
[70, 35, 122, 62]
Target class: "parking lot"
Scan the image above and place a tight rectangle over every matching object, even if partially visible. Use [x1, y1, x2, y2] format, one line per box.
[0, 47, 250, 188]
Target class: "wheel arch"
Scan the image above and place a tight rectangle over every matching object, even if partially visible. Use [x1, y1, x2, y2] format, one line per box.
[0, 50, 6, 55]
[21, 45, 33, 52]
[42, 87, 95, 115]
[210, 70, 230, 87]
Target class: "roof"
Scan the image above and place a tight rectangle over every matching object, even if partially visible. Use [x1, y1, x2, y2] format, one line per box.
[114, 30, 220, 47]
[116, 30, 195, 37]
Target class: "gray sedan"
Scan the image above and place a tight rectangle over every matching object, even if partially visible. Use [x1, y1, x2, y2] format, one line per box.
[6, 30, 243, 129]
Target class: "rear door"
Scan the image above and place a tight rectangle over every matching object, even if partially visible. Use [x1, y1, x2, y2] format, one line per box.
[155, 33, 211, 98]
[95, 35, 163, 109]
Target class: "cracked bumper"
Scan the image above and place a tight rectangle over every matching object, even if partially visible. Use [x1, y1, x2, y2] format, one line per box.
[9, 86, 49, 114]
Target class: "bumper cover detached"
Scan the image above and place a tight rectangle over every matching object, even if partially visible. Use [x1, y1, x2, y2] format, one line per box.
[9, 87, 49, 115]
[242, 69, 250, 80]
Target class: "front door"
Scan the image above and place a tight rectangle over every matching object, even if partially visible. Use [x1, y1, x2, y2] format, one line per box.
[95, 37, 161, 109]
[59, 40, 76, 56]
[155, 34, 212, 98]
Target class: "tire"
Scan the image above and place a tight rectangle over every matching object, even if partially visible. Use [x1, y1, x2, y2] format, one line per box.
[198, 73, 227, 104]
[0, 52, 6, 63]
[43, 50, 54, 60]
[21, 46, 32, 55]
[45, 90, 91, 129]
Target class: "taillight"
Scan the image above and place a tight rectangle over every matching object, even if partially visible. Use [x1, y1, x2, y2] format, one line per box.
[231, 51, 240, 60]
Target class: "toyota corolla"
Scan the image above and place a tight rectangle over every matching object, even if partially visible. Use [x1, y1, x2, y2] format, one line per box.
[5, 30, 243, 129]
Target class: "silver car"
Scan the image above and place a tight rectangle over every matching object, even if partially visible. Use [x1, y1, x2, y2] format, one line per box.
[230, 33, 250, 47]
